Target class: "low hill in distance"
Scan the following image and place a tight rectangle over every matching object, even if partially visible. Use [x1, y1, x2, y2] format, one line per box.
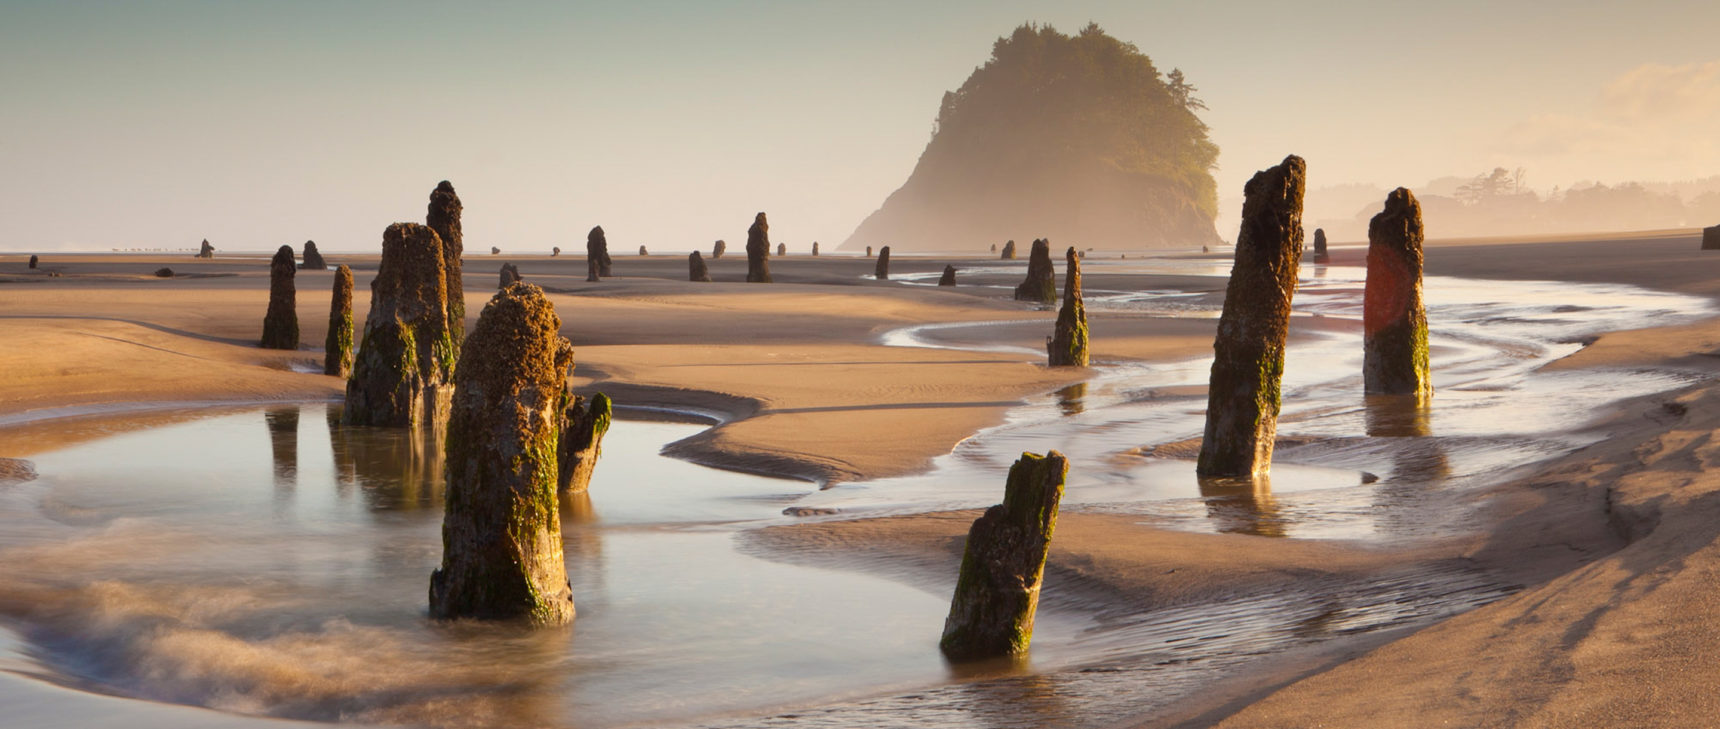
[842, 23, 1221, 253]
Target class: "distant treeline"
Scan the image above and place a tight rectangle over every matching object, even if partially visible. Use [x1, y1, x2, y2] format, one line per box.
[1310, 169, 1720, 241]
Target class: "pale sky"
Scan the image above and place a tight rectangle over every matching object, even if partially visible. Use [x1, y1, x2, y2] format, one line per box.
[3, 0, 1718, 252]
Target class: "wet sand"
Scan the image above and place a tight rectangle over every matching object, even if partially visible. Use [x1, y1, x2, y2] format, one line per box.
[4, 232, 1720, 726]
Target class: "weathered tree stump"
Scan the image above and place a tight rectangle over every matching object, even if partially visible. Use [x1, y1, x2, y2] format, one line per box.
[939, 265, 957, 287]
[939, 450, 1068, 662]
[1013, 239, 1056, 304]
[344, 223, 456, 429]
[1196, 155, 1306, 478]
[1364, 188, 1431, 398]
[324, 265, 354, 377]
[1047, 247, 1088, 366]
[300, 240, 328, 270]
[552, 246, 561, 257]
[427, 181, 465, 358]
[1000, 240, 1016, 260]
[587, 226, 612, 277]
[689, 251, 711, 282]
[812, 241, 820, 256]
[639, 245, 648, 256]
[712, 240, 726, 259]
[260, 245, 300, 349]
[1312, 228, 1329, 264]
[866, 246, 872, 257]
[777, 242, 786, 257]
[875, 246, 891, 280]
[153, 267, 174, 278]
[557, 392, 612, 494]
[499, 263, 521, 289]
[197, 239, 215, 259]
[1704, 225, 1720, 251]
[429, 282, 576, 626]
[990, 243, 998, 254]
[746, 213, 772, 283]
[27, 255, 38, 269]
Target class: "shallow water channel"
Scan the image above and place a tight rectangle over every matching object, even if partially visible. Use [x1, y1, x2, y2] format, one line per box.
[0, 258, 1713, 728]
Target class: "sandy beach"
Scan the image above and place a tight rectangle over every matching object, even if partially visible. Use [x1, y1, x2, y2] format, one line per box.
[4, 230, 1720, 727]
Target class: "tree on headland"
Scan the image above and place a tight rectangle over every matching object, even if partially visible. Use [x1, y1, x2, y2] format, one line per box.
[843, 22, 1221, 252]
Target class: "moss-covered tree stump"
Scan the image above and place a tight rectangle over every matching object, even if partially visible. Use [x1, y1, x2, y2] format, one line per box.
[343, 223, 455, 429]
[429, 282, 577, 625]
[324, 265, 354, 377]
[426, 181, 465, 359]
[746, 213, 772, 283]
[260, 245, 299, 349]
[1196, 155, 1305, 478]
[1363, 188, 1431, 398]
[939, 450, 1068, 661]
[557, 392, 612, 494]
[1047, 246, 1088, 366]
[1014, 238, 1056, 304]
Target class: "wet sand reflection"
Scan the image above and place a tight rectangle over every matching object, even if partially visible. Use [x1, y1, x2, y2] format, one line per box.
[1198, 475, 1286, 538]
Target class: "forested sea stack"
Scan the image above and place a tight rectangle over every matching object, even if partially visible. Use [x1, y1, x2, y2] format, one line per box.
[689, 251, 711, 282]
[324, 265, 354, 377]
[843, 24, 1220, 253]
[1363, 188, 1431, 398]
[940, 450, 1068, 661]
[426, 181, 465, 355]
[1014, 239, 1056, 304]
[875, 246, 891, 280]
[260, 245, 299, 349]
[745, 213, 772, 283]
[1196, 155, 1306, 478]
[429, 283, 577, 626]
[588, 226, 612, 277]
[344, 223, 456, 429]
[1047, 247, 1088, 366]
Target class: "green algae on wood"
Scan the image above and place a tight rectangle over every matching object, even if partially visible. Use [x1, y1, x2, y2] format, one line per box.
[557, 392, 612, 494]
[260, 244, 299, 350]
[343, 223, 455, 429]
[324, 265, 355, 377]
[1196, 155, 1306, 478]
[939, 450, 1068, 662]
[430, 282, 577, 626]
[1046, 246, 1089, 367]
[1363, 188, 1432, 399]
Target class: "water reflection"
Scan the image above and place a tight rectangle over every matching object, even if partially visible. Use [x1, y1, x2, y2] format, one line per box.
[1363, 395, 1451, 485]
[1197, 475, 1286, 538]
[956, 671, 1070, 727]
[325, 410, 445, 515]
[1056, 383, 1088, 417]
[264, 407, 298, 489]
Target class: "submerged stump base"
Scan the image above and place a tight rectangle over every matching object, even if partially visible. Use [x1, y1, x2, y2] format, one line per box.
[939, 450, 1068, 662]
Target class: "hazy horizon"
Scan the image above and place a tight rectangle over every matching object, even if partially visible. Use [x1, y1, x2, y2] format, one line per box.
[4, 0, 1718, 253]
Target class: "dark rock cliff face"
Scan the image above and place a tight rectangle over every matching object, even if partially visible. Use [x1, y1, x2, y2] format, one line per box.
[841, 24, 1220, 253]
